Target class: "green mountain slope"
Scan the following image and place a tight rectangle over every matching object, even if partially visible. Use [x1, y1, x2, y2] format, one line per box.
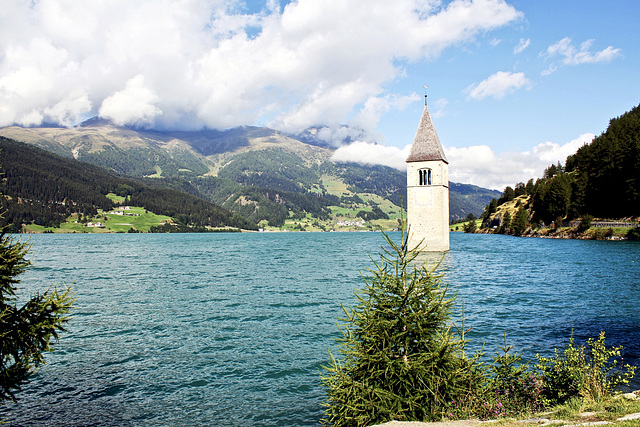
[0, 137, 255, 232]
[0, 122, 499, 227]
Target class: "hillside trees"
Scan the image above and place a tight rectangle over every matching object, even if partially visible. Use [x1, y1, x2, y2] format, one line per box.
[127, 186, 256, 230]
[481, 103, 640, 230]
[0, 137, 115, 230]
[0, 138, 255, 231]
[329, 163, 406, 207]
[510, 207, 529, 236]
[217, 148, 319, 192]
[531, 174, 571, 224]
[565, 103, 640, 217]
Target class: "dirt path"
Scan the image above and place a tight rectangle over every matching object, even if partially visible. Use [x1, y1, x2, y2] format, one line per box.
[373, 421, 481, 427]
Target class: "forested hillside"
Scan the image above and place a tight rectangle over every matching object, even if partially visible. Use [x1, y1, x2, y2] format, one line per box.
[1, 122, 500, 229]
[475, 103, 640, 237]
[0, 137, 256, 231]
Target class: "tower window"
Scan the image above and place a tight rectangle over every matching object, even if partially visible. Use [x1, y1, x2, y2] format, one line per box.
[419, 168, 432, 185]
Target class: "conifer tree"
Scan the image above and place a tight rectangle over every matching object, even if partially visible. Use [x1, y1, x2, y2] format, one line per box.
[0, 230, 74, 402]
[322, 228, 482, 426]
[510, 208, 529, 236]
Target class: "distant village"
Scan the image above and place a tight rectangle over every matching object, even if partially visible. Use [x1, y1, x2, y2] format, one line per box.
[81, 206, 140, 228]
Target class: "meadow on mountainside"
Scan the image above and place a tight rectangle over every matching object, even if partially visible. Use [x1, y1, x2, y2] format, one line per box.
[0, 123, 498, 232]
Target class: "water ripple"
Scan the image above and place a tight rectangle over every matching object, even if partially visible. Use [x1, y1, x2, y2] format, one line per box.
[1, 232, 639, 426]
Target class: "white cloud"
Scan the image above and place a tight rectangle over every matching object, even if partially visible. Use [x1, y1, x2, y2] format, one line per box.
[331, 141, 411, 171]
[514, 38, 530, 54]
[330, 133, 593, 190]
[466, 71, 531, 100]
[99, 75, 162, 126]
[447, 133, 594, 189]
[432, 97, 449, 119]
[541, 37, 621, 74]
[0, 0, 522, 133]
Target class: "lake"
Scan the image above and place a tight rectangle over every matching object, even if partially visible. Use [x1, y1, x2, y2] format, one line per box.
[1, 232, 639, 426]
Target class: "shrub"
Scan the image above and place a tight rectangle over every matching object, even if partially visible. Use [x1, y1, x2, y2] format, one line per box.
[463, 220, 477, 234]
[576, 215, 593, 233]
[321, 229, 483, 426]
[510, 208, 529, 236]
[626, 227, 640, 241]
[535, 332, 636, 406]
[480, 334, 544, 418]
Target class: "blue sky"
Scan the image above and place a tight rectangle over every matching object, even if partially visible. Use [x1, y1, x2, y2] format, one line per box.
[0, 0, 637, 189]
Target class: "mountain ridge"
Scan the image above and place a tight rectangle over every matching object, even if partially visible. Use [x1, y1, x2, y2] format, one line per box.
[0, 123, 500, 228]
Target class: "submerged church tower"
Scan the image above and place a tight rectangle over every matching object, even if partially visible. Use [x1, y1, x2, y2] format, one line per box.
[406, 93, 450, 252]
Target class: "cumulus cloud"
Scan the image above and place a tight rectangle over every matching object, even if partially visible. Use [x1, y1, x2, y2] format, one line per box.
[331, 141, 411, 170]
[99, 75, 162, 126]
[0, 0, 522, 132]
[541, 37, 621, 75]
[466, 71, 531, 100]
[446, 133, 593, 189]
[330, 133, 594, 190]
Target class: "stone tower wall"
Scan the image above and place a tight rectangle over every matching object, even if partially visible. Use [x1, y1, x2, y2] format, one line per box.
[406, 160, 450, 252]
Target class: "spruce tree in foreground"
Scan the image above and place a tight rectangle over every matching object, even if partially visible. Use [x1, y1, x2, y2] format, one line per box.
[0, 230, 74, 402]
[322, 229, 482, 426]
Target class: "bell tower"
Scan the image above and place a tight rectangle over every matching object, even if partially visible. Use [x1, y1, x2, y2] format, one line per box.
[406, 91, 449, 252]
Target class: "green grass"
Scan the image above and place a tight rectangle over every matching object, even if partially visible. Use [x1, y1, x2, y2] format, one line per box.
[490, 397, 640, 427]
[105, 193, 126, 204]
[450, 219, 481, 232]
[23, 205, 172, 233]
[320, 175, 350, 196]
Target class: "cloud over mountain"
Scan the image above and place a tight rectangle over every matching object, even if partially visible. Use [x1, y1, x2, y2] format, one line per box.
[0, 0, 521, 134]
[331, 133, 594, 190]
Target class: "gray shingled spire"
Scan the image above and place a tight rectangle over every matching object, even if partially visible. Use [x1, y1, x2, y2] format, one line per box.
[406, 103, 448, 163]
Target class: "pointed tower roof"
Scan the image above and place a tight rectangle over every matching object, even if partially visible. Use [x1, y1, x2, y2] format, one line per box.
[406, 103, 448, 163]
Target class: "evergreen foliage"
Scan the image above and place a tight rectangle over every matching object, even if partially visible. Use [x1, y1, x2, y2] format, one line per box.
[0, 230, 74, 402]
[0, 138, 256, 230]
[322, 229, 483, 426]
[627, 226, 640, 241]
[323, 231, 637, 424]
[328, 163, 407, 207]
[482, 335, 544, 417]
[463, 219, 477, 233]
[481, 103, 640, 230]
[355, 206, 389, 221]
[449, 183, 501, 223]
[566, 104, 640, 217]
[510, 207, 529, 236]
[497, 186, 515, 205]
[576, 214, 593, 233]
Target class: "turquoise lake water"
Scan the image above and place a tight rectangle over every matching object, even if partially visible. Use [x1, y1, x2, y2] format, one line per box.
[1, 232, 639, 426]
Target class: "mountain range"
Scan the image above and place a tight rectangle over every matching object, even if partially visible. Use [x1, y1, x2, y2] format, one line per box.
[0, 120, 500, 231]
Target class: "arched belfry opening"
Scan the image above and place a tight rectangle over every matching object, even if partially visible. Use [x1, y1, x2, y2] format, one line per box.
[405, 88, 449, 252]
[418, 168, 432, 186]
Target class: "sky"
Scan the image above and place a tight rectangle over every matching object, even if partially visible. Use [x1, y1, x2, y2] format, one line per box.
[0, 0, 638, 190]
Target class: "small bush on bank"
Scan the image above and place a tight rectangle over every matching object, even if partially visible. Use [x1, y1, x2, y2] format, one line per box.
[627, 226, 640, 241]
[480, 334, 545, 418]
[535, 332, 636, 406]
[576, 214, 593, 233]
[322, 230, 637, 426]
[321, 229, 484, 426]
